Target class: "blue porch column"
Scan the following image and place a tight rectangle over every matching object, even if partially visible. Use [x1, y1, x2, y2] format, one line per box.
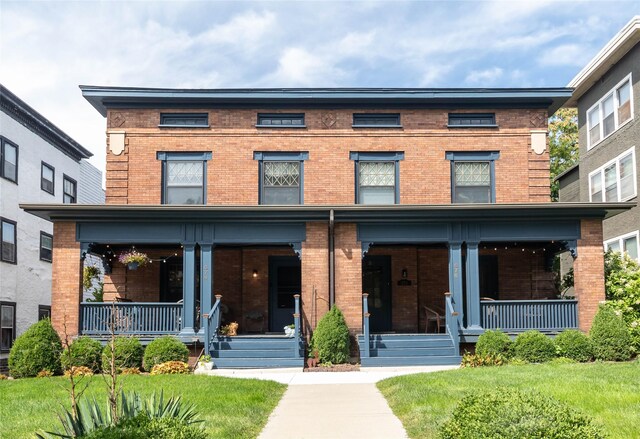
[197, 243, 213, 337]
[180, 243, 197, 337]
[465, 242, 482, 332]
[448, 242, 464, 327]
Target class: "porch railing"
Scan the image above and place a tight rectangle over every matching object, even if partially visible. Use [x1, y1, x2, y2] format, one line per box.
[362, 293, 370, 358]
[444, 292, 460, 353]
[204, 295, 223, 350]
[293, 294, 301, 358]
[80, 302, 183, 336]
[481, 299, 578, 332]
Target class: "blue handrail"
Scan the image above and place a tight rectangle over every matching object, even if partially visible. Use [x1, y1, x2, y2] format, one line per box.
[205, 295, 222, 352]
[362, 293, 370, 358]
[445, 292, 460, 354]
[293, 294, 301, 358]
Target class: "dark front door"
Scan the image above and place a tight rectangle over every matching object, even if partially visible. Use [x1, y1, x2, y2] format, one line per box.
[269, 256, 301, 332]
[363, 255, 392, 332]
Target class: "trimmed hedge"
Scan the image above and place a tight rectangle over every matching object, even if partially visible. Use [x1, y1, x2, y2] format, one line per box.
[9, 319, 62, 378]
[310, 306, 350, 364]
[61, 336, 104, 372]
[554, 330, 593, 362]
[590, 306, 633, 361]
[143, 336, 189, 371]
[440, 388, 604, 439]
[475, 330, 512, 358]
[102, 337, 144, 371]
[513, 330, 556, 363]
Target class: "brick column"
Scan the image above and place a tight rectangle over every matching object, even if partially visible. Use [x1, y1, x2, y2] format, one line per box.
[51, 221, 82, 339]
[334, 223, 362, 334]
[301, 222, 329, 333]
[574, 219, 605, 331]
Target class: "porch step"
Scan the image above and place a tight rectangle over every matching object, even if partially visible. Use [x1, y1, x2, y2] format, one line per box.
[211, 357, 305, 368]
[361, 356, 462, 367]
[210, 335, 305, 369]
[358, 334, 461, 367]
[369, 347, 457, 357]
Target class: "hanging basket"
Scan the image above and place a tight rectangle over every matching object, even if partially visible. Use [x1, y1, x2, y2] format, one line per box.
[127, 262, 139, 270]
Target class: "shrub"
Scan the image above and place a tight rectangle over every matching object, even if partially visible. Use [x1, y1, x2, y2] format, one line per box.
[102, 337, 144, 372]
[461, 352, 506, 368]
[143, 336, 189, 371]
[64, 366, 94, 378]
[310, 306, 350, 364]
[61, 336, 103, 372]
[590, 305, 632, 361]
[439, 388, 604, 439]
[82, 416, 207, 439]
[604, 251, 640, 351]
[9, 319, 62, 378]
[36, 370, 54, 378]
[554, 330, 593, 362]
[120, 367, 141, 375]
[0, 374, 7, 380]
[475, 330, 512, 358]
[513, 330, 556, 363]
[150, 361, 190, 375]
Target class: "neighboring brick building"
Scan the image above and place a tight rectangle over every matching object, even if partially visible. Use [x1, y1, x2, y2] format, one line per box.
[24, 86, 631, 367]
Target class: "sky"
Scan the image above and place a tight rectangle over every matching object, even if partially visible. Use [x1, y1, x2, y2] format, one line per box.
[1, 1, 638, 182]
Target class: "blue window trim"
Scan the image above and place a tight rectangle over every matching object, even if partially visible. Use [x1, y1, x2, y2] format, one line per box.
[157, 151, 212, 204]
[254, 151, 308, 205]
[256, 113, 306, 128]
[350, 152, 404, 204]
[446, 151, 500, 203]
[159, 113, 209, 128]
[448, 113, 497, 128]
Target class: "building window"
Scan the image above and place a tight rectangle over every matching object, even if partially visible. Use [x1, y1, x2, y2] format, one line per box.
[0, 302, 16, 352]
[254, 152, 308, 205]
[587, 74, 634, 149]
[40, 232, 53, 262]
[446, 151, 500, 203]
[589, 147, 636, 202]
[0, 136, 18, 183]
[448, 113, 497, 127]
[1, 218, 17, 264]
[605, 231, 639, 261]
[38, 305, 51, 321]
[353, 113, 401, 127]
[256, 113, 305, 127]
[63, 175, 77, 203]
[41, 162, 55, 195]
[157, 152, 212, 205]
[350, 152, 404, 204]
[159, 113, 209, 127]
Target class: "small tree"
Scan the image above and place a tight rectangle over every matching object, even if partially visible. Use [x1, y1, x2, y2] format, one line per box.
[310, 307, 350, 364]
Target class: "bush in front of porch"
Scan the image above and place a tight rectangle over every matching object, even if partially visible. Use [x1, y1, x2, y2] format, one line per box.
[143, 336, 189, 371]
[102, 337, 144, 372]
[309, 306, 350, 364]
[8, 319, 62, 378]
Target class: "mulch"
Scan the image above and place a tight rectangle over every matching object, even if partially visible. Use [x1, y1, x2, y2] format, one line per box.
[304, 363, 360, 372]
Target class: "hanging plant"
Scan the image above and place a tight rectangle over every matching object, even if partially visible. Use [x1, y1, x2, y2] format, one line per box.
[118, 250, 150, 270]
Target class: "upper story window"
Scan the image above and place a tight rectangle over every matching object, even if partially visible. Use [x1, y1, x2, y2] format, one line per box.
[350, 152, 404, 204]
[38, 305, 51, 321]
[587, 74, 634, 149]
[353, 113, 401, 127]
[605, 230, 639, 261]
[63, 175, 77, 204]
[0, 302, 16, 352]
[446, 151, 500, 203]
[448, 113, 497, 128]
[0, 136, 18, 183]
[41, 162, 55, 195]
[157, 152, 212, 204]
[159, 113, 209, 127]
[589, 147, 636, 202]
[256, 113, 305, 128]
[254, 152, 308, 205]
[40, 231, 53, 262]
[1, 218, 17, 264]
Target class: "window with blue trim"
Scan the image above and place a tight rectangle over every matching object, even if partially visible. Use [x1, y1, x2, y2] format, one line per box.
[257, 113, 305, 127]
[254, 152, 308, 205]
[157, 152, 212, 204]
[353, 113, 401, 127]
[446, 151, 499, 203]
[350, 152, 404, 204]
[159, 113, 208, 127]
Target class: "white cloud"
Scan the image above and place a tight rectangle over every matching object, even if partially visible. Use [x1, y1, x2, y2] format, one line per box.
[465, 67, 504, 85]
[537, 44, 593, 67]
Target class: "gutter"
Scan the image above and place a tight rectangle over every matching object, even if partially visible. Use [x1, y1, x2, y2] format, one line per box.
[329, 209, 335, 307]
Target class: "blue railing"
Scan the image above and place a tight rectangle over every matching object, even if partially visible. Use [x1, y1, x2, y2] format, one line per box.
[481, 299, 578, 331]
[205, 295, 223, 350]
[362, 293, 370, 358]
[80, 302, 183, 336]
[444, 292, 460, 354]
[293, 294, 301, 358]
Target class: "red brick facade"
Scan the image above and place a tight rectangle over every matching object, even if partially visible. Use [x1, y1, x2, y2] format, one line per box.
[51, 222, 82, 339]
[574, 219, 606, 331]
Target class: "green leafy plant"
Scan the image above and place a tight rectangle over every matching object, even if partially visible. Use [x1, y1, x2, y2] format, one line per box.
[150, 361, 190, 375]
[554, 330, 593, 362]
[513, 330, 556, 363]
[590, 305, 633, 361]
[604, 250, 640, 352]
[101, 337, 144, 372]
[475, 330, 513, 358]
[82, 415, 206, 439]
[143, 336, 189, 371]
[310, 306, 350, 364]
[61, 336, 104, 372]
[461, 352, 507, 368]
[83, 265, 104, 302]
[9, 319, 62, 378]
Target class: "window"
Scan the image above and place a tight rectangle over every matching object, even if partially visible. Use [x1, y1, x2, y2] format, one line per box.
[605, 231, 639, 261]
[1, 218, 17, 264]
[62, 175, 77, 203]
[446, 151, 500, 203]
[0, 136, 18, 183]
[38, 305, 51, 321]
[40, 232, 53, 262]
[256, 113, 305, 127]
[157, 152, 212, 204]
[159, 113, 208, 127]
[350, 152, 404, 204]
[587, 74, 634, 148]
[448, 113, 496, 127]
[353, 113, 401, 127]
[41, 162, 55, 195]
[254, 152, 308, 205]
[0, 302, 15, 352]
[589, 147, 636, 202]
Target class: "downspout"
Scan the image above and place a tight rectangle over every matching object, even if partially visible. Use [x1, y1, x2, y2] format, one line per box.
[329, 209, 335, 307]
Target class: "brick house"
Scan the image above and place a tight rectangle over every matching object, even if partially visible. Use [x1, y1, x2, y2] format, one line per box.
[23, 87, 632, 367]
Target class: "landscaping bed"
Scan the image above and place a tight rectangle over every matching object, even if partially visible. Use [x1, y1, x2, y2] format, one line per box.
[304, 363, 360, 372]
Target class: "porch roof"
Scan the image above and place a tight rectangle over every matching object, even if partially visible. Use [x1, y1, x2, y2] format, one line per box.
[21, 202, 633, 223]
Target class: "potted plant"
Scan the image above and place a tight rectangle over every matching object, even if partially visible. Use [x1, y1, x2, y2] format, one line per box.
[118, 250, 150, 270]
[198, 354, 213, 371]
[220, 322, 238, 336]
[284, 324, 295, 338]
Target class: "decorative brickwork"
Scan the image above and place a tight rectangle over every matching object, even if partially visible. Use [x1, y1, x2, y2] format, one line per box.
[574, 219, 606, 331]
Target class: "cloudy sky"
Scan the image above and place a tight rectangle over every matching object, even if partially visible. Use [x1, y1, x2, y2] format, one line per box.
[1, 1, 637, 180]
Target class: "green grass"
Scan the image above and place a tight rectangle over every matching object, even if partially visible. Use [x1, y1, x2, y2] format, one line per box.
[378, 362, 640, 439]
[0, 374, 285, 439]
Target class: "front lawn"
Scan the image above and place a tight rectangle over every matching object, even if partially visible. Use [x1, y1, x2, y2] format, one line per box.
[378, 362, 640, 439]
[0, 374, 285, 438]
